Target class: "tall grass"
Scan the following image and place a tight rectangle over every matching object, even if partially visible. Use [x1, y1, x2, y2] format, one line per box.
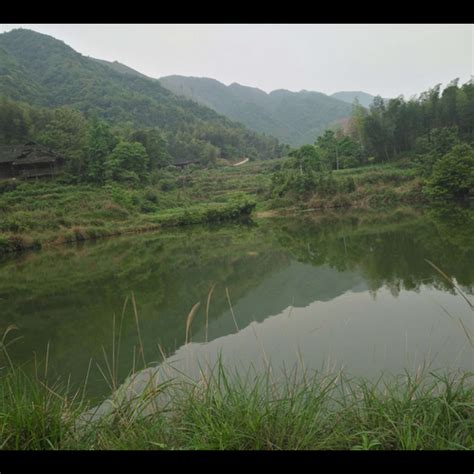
[0, 357, 472, 450]
[0, 259, 472, 450]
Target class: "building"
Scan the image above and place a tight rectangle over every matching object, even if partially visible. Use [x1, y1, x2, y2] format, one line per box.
[0, 142, 65, 179]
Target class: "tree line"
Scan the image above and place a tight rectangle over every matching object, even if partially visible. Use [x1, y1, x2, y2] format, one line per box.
[0, 97, 288, 185]
[274, 78, 474, 200]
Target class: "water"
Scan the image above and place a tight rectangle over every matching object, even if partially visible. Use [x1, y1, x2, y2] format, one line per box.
[0, 205, 473, 401]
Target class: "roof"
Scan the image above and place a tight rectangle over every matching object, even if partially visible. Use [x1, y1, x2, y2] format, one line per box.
[0, 143, 62, 165]
[13, 155, 59, 165]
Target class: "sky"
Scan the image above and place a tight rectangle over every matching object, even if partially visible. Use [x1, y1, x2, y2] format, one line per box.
[0, 24, 472, 98]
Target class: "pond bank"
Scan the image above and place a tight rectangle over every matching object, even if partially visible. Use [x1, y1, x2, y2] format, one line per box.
[1, 363, 473, 450]
[0, 199, 256, 256]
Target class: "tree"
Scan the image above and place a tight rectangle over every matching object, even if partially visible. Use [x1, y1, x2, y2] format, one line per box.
[0, 97, 30, 144]
[315, 130, 339, 169]
[36, 107, 87, 175]
[105, 141, 149, 184]
[84, 117, 117, 183]
[425, 144, 474, 199]
[129, 128, 172, 169]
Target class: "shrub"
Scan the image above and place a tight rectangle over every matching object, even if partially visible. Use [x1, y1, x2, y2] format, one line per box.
[339, 177, 356, 193]
[160, 179, 177, 192]
[144, 189, 159, 204]
[425, 144, 474, 200]
[0, 180, 19, 194]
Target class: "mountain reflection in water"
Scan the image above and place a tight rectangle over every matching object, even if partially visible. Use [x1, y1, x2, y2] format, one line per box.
[0, 205, 472, 400]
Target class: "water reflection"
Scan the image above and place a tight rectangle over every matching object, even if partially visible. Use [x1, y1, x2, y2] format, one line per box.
[0, 205, 472, 399]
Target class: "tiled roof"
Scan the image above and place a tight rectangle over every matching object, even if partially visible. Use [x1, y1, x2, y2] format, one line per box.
[0, 143, 61, 165]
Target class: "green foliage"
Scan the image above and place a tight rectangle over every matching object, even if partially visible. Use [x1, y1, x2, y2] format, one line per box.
[347, 80, 474, 164]
[288, 144, 325, 172]
[0, 163, 266, 255]
[425, 144, 474, 199]
[315, 129, 364, 170]
[128, 128, 171, 169]
[105, 141, 149, 184]
[0, 29, 288, 167]
[36, 107, 88, 163]
[84, 117, 117, 183]
[0, 95, 31, 144]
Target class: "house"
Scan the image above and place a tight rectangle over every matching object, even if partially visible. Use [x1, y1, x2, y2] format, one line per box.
[0, 142, 65, 179]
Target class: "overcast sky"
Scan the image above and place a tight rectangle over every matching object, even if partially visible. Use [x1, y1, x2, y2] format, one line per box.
[0, 24, 472, 98]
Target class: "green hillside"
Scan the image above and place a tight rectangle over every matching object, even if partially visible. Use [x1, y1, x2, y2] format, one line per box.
[159, 75, 353, 146]
[0, 29, 286, 162]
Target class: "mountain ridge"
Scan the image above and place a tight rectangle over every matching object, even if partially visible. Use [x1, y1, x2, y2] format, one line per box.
[0, 28, 286, 161]
[159, 75, 354, 146]
[331, 90, 380, 108]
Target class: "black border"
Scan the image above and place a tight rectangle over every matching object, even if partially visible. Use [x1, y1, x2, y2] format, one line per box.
[0, 450, 473, 472]
[0, 3, 473, 23]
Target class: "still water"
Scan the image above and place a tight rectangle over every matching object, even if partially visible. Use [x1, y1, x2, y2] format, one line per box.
[0, 205, 473, 400]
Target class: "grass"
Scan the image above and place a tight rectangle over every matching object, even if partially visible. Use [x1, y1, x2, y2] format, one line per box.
[0, 358, 472, 450]
[0, 159, 432, 256]
[267, 162, 426, 212]
[0, 261, 472, 451]
[0, 178, 256, 255]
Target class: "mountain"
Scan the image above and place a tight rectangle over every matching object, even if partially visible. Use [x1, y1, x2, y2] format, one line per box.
[0, 29, 286, 161]
[331, 91, 379, 108]
[159, 75, 353, 147]
[90, 57, 151, 79]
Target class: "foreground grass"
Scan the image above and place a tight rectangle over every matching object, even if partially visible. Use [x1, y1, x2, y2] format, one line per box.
[0, 362, 472, 450]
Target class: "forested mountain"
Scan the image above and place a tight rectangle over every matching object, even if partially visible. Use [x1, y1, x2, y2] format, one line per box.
[0, 29, 286, 163]
[159, 75, 353, 146]
[90, 58, 151, 79]
[331, 91, 379, 108]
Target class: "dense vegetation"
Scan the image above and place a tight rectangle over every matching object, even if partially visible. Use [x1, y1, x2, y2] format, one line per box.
[269, 79, 474, 203]
[160, 75, 353, 146]
[0, 357, 472, 450]
[0, 29, 288, 166]
[0, 158, 431, 255]
[0, 169, 260, 254]
[0, 30, 472, 254]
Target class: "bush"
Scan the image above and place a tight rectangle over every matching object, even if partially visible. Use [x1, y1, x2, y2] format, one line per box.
[140, 201, 158, 213]
[340, 156, 360, 169]
[425, 144, 474, 200]
[160, 179, 177, 192]
[339, 177, 356, 193]
[144, 189, 159, 204]
[0, 180, 19, 194]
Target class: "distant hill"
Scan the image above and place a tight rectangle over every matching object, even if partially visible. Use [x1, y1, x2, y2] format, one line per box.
[159, 75, 353, 147]
[90, 57, 151, 79]
[0, 29, 286, 161]
[331, 91, 381, 108]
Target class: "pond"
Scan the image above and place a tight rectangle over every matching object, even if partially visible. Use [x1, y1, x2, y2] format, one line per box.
[0, 205, 473, 401]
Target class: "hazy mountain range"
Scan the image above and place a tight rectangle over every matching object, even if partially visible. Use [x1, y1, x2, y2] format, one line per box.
[330, 91, 378, 108]
[0, 28, 288, 161]
[92, 61, 380, 147]
[0, 28, 382, 149]
[160, 75, 359, 146]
